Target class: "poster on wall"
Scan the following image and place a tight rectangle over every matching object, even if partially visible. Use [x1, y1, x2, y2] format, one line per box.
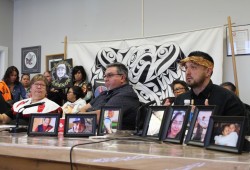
[21, 46, 41, 73]
[51, 59, 73, 89]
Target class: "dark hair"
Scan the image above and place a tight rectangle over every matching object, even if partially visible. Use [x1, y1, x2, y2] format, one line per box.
[3, 66, 20, 84]
[106, 62, 129, 82]
[220, 82, 236, 93]
[21, 73, 30, 80]
[69, 86, 84, 100]
[72, 66, 87, 83]
[188, 51, 214, 64]
[171, 79, 189, 92]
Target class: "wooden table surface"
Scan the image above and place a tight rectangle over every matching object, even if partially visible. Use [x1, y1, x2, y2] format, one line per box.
[0, 129, 249, 170]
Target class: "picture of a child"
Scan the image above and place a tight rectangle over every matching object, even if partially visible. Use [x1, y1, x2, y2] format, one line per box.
[214, 123, 239, 147]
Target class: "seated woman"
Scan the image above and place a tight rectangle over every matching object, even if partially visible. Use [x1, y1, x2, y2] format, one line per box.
[62, 86, 86, 117]
[0, 74, 62, 125]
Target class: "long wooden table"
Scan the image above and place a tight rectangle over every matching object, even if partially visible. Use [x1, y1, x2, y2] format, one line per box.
[0, 130, 249, 170]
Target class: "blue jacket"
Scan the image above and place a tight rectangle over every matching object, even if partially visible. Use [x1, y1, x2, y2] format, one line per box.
[10, 82, 27, 103]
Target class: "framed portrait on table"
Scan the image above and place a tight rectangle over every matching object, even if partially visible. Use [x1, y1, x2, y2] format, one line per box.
[204, 116, 246, 154]
[185, 105, 216, 147]
[97, 106, 122, 136]
[64, 114, 97, 137]
[21, 46, 41, 73]
[46, 53, 64, 71]
[27, 113, 60, 136]
[159, 106, 191, 144]
[142, 106, 168, 138]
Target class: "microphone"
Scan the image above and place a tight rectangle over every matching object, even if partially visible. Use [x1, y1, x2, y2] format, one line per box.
[23, 102, 45, 109]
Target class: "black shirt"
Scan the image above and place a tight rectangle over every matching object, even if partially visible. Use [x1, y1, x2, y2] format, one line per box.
[89, 84, 140, 130]
[174, 81, 246, 116]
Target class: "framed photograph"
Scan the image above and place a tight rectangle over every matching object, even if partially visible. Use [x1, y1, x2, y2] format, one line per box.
[27, 113, 60, 136]
[205, 116, 246, 154]
[226, 25, 250, 56]
[51, 59, 73, 89]
[159, 106, 191, 144]
[64, 114, 97, 137]
[185, 105, 216, 146]
[21, 46, 41, 73]
[142, 106, 167, 139]
[142, 106, 168, 138]
[46, 53, 64, 71]
[97, 106, 122, 136]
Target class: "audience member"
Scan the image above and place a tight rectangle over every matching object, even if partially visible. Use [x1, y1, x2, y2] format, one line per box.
[72, 66, 87, 89]
[174, 51, 246, 117]
[62, 86, 86, 117]
[44, 71, 64, 106]
[21, 73, 31, 98]
[163, 79, 189, 106]
[80, 62, 140, 130]
[220, 81, 250, 135]
[82, 83, 93, 103]
[0, 74, 62, 125]
[1, 66, 26, 104]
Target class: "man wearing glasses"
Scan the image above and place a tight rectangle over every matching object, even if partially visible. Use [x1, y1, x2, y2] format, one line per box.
[80, 62, 140, 130]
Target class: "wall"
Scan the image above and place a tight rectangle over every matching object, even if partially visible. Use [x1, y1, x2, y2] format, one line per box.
[0, 0, 13, 69]
[12, 0, 250, 104]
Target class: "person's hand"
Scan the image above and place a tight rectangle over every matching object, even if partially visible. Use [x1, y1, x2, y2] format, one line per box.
[204, 99, 209, 106]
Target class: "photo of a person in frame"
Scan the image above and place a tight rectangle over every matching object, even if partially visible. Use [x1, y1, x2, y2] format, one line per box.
[56, 63, 69, 84]
[103, 110, 119, 134]
[214, 123, 239, 147]
[68, 117, 89, 133]
[34, 117, 54, 132]
[167, 111, 185, 139]
[191, 110, 212, 142]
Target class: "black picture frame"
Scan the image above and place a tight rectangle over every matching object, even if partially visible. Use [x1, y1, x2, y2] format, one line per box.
[185, 105, 216, 147]
[64, 114, 97, 137]
[51, 58, 73, 89]
[142, 106, 168, 138]
[28, 113, 60, 136]
[159, 106, 191, 144]
[21, 46, 41, 73]
[204, 116, 246, 154]
[97, 106, 122, 136]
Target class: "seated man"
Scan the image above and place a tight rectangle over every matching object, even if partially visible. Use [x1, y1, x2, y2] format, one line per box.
[174, 51, 246, 117]
[80, 62, 140, 130]
[0, 74, 62, 125]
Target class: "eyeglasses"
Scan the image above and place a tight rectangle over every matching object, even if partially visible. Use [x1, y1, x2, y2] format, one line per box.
[103, 73, 122, 79]
[33, 83, 46, 88]
[173, 87, 185, 92]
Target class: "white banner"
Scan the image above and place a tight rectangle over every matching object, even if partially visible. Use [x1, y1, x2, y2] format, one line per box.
[68, 27, 224, 104]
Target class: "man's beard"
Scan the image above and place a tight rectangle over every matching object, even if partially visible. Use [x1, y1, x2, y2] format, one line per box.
[186, 75, 206, 88]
